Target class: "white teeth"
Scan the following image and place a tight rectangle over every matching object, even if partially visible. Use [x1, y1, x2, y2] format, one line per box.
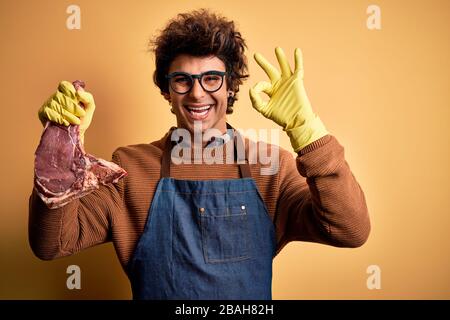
[194, 110, 208, 116]
[186, 105, 212, 111]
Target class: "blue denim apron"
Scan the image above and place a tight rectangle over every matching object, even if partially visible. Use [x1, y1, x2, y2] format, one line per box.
[128, 125, 276, 300]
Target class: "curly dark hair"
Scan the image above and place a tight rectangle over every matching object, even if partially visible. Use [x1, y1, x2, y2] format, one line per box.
[149, 9, 249, 114]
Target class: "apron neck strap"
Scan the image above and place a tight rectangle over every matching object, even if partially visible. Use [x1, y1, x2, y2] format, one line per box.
[160, 123, 251, 179]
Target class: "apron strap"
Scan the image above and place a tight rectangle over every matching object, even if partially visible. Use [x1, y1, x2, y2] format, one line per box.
[160, 124, 252, 179]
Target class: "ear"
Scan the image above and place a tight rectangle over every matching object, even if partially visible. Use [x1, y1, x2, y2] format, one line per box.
[162, 92, 171, 102]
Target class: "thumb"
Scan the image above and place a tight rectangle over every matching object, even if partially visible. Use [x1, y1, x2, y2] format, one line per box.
[76, 90, 96, 114]
[249, 81, 271, 113]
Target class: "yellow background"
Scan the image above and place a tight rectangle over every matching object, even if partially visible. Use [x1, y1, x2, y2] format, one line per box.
[0, 0, 449, 299]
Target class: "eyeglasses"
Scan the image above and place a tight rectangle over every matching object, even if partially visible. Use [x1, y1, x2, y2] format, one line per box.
[165, 71, 227, 94]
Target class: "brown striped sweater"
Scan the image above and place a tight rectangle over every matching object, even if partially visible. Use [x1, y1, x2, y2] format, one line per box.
[28, 129, 371, 274]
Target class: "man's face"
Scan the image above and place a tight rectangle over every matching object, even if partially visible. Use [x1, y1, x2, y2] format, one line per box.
[164, 54, 228, 134]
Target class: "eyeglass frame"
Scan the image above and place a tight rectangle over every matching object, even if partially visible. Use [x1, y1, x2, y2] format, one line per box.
[165, 70, 228, 94]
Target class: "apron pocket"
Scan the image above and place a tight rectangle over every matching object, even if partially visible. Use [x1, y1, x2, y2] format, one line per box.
[200, 205, 250, 263]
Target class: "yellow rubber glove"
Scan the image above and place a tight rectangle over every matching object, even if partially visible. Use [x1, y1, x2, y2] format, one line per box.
[249, 47, 329, 152]
[38, 80, 96, 144]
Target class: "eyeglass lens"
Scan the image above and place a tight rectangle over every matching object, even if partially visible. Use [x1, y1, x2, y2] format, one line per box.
[170, 72, 224, 93]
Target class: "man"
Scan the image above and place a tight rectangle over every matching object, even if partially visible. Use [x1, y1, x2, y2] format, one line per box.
[30, 9, 370, 300]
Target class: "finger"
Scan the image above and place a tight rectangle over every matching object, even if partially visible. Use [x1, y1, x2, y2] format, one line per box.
[294, 48, 304, 78]
[254, 52, 280, 82]
[48, 99, 80, 125]
[58, 81, 77, 100]
[64, 94, 86, 117]
[45, 108, 70, 126]
[73, 103, 87, 117]
[53, 91, 86, 117]
[61, 108, 81, 125]
[249, 81, 272, 112]
[48, 99, 64, 115]
[47, 100, 80, 124]
[275, 47, 292, 77]
[255, 80, 273, 96]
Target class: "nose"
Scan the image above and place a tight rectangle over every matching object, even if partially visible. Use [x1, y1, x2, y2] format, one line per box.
[188, 78, 206, 99]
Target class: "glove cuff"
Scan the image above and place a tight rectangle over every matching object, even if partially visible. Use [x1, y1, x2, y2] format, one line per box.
[285, 115, 329, 152]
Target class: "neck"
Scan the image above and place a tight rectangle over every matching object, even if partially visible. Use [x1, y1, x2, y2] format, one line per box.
[178, 121, 228, 148]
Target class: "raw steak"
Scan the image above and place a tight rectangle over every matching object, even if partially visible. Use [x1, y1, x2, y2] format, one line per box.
[34, 80, 127, 209]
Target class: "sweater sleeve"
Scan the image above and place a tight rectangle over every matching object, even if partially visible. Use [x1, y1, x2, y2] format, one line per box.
[274, 135, 370, 254]
[28, 151, 125, 260]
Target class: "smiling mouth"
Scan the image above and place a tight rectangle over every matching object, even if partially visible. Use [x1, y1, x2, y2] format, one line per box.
[183, 104, 214, 120]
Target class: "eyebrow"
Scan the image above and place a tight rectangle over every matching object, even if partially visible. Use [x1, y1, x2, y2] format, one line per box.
[168, 69, 226, 74]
